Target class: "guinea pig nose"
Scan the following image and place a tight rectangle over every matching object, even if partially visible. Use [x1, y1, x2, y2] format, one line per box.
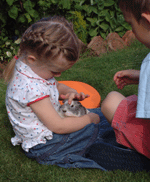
[62, 110, 67, 113]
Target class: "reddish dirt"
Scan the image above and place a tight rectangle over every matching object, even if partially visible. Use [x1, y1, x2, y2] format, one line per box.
[87, 36, 107, 56]
[87, 30, 136, 56]
[0, 30, 136, 79]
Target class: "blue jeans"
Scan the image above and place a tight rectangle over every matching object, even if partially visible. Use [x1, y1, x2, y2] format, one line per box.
[24, 108, 150, 171]
[24, 108, 106, 169]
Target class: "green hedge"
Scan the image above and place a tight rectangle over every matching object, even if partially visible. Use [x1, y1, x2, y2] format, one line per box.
[0, 0, 131, 62]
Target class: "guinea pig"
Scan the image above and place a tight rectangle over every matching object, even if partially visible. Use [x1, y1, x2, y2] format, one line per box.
[58, 99, 89, 118]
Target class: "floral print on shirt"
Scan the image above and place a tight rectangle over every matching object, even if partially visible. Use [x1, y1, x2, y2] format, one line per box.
[6, 60, 60, 152]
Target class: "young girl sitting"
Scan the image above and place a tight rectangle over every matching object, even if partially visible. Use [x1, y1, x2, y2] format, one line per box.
[4, 15, 106, 169]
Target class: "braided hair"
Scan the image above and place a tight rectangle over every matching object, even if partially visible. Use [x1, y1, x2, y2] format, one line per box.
[3, 16, 80, 82]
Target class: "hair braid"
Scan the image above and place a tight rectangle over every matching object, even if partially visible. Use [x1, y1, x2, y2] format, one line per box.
[20, 16, 79, 61]
[3, 16, 79, 83]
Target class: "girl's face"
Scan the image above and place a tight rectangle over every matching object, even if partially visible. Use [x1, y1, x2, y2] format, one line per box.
[31, 53, 76, 80]
[122, 10, 150, 49]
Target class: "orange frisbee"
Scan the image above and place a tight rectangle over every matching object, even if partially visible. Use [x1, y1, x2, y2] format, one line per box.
[58, 81, 101, 109]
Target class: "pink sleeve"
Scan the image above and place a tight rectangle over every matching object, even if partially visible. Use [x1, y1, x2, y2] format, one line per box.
[27, 95, 49, 106]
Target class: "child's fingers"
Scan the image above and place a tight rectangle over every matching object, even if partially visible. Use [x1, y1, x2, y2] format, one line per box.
[60, 93, 73, 102]
[59, 94, 68, 100]
[114, 70, 129, 81]
[68, 93, 89, 104]
[61, 92, 90, 105]
[115, 78, 126, 89]
[117, 82, 126, 90]
[67, 93, 76, 104]
[114, 71, 123, 81]
[78, 92, 90, 100]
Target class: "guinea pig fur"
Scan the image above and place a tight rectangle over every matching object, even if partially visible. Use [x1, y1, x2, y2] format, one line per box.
[58, 100, 89, 118]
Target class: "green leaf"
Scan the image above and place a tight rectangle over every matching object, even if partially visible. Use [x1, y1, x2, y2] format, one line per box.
[118, 31, 126, 37]
[79, 0, 85, 6]
[89, 27, 98, 37]
[18, 14, 26, 23]
[115, 26, 124, 32]
[99, 9, 109, 17]
[0, 12, 7, 24]
[100, 32, 107, 39]
[114, 2, 121, 11]
[99, 22, 109, 31]
[105, 13, 111, 22]
[91, 6, 98, 14]
[104, 0, 115, 7]
[87, 6, 98, 14]
[97, 17, 105, 23]
[90, 0, 93, 5]
[15, 30, 20, 36]
[6, 0, 14, 6]
[23, 0, 34, 13]
[122, 22, 132, 30]
[86, 18, 97, 26]
[51, 0, 57, 4]
[28, 9, 36, 17]
[74, 4, 83, 11]
[109, 19, 115, 29]
[8, 5, 18, 20]
[117, 14, 125, 24]
[109, 10, 115, 18]
[61, 0, 70, 9]
[25, 13, 32, 23]
[82, 5, 90, 13]
[97, 2, 104, 10]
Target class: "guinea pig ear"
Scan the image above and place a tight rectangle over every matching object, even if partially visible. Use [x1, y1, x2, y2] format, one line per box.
[63, 99, 68, 104]
[78, 101, 82, 106]
[63, 99, 67, 104]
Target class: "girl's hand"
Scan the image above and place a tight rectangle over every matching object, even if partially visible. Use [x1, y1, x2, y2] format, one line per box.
[114, 70, 140, 89]
[30, 97, 99, 134]
[60, 92, 90, 104]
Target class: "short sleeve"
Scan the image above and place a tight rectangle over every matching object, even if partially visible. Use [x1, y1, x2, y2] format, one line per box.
[8, 79, 50, 107]
[136, 53, 150, 119]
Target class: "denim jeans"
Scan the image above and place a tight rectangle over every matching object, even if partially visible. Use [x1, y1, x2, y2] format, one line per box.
[24, 108, 150, 171]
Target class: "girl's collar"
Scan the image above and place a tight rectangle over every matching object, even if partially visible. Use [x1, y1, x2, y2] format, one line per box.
[15, 59, 55, 85]
[14, 55, 19, 60]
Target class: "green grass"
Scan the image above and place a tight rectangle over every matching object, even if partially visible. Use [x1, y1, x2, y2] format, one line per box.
[0, 41, 150, 182]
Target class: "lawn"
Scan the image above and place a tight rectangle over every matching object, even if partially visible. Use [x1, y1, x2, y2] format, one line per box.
[0, 41, 150, 182]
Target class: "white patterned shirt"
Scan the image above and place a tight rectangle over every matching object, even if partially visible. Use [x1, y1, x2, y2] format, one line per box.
[6, 59, 60, 152]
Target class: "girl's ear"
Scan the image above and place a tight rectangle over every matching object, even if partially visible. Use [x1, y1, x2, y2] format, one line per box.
[141, 12, 150, 23]
[27, 55, 37, 65]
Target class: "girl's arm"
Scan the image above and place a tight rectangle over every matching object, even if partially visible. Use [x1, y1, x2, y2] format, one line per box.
[114, 70, 140, 89]
[30, 97, 100, 134]
[56, 81, 89, 104]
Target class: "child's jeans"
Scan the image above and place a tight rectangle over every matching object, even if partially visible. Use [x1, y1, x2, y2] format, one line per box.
[24, 108, 150, 172]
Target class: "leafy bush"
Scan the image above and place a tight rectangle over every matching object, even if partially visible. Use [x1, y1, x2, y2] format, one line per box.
[69, 11, 87, 44]
[0, 30, 20, 62]
[84, 0, 131, 39]
[0, 0, 131, 61]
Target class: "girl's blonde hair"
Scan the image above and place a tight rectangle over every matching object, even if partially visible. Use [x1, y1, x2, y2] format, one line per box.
[3, 16, 80, 83]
